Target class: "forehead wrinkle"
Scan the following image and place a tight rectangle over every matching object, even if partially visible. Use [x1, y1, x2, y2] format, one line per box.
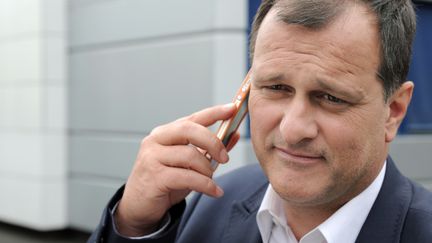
[259, 39, 328, 68]
[260, 27, 365, 80]
[322, 43, 364, 77]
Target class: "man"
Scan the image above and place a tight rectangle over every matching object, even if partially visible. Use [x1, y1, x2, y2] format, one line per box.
[89, 0, 432, 242]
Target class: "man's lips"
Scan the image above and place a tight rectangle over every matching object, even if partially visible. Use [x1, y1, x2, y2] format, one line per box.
[274, 147, 324, 164]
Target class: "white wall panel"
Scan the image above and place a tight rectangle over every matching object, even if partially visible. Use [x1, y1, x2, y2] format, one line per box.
[42, 38, 67, 83]
[0, 39, 41, 84]
[68, 0, 106, 9]
[43, 86, 67, 129]
[212, 33, 248, 106]
[214, 0, 247, 29]
[0, 131, 66, 177]
[0, 176, 67, 230]
[390, 135, 432, 180]
[0, 0, 67, 230]
[0, 85, 66, 130]
[70, 36, 215, 132]
[68, 178, 124, 231]
[0, 86, 42, 129]
[41, 0, 67, 33]
[69, 135, 139, 179]
[69, 0, 246, 48]
[0, 37, 65, 85]
[0, 0, 65, 37]
[0, 1, 41, 37]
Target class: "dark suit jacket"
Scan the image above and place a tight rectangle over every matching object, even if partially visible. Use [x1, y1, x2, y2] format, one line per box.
[88, 157, 432, 243]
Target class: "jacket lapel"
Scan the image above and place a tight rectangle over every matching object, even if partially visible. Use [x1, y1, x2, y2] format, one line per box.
[355, 157, 412, 243]
[221, 182, 267, 243]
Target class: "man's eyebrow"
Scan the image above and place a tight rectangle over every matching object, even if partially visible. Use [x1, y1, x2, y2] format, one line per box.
[252, 73, 287, 83]
[316, 79, 365, 100]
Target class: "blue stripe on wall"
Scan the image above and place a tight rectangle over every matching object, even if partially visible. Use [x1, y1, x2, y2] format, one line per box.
[245, 0, 262, 138]
[402, 3, 432, 133]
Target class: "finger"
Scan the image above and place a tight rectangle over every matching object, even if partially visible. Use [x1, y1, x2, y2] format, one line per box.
[183, 103, 236, 127]
[151, 121, 229, 163]
[203, 131, 240, 167]
[158, 145, 214, 177]
[161, 168, 223, 198]
[226, 131, 240, 152]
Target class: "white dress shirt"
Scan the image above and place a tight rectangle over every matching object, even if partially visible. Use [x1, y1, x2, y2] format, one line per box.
[257, 162, 386, 243]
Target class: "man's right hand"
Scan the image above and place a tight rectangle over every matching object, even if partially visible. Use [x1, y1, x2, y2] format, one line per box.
[114, 103, 239, 237]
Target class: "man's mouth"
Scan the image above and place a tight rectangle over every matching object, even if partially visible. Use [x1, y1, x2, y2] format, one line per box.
[274, 146, 324, 165]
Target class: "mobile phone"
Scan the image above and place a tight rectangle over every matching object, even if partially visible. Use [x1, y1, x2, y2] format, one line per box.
[209, 72, 251, 169]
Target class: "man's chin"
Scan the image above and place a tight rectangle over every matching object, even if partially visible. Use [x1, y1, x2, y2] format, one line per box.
[270, 176, 336, 207]
[275, 188, 325, 205]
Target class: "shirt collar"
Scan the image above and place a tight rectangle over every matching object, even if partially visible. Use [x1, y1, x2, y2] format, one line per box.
[257, 184, 288, 243]
[257, 161, 387, 243]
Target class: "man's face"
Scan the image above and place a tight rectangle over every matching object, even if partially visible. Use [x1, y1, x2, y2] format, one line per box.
[249, 5, 389, 207]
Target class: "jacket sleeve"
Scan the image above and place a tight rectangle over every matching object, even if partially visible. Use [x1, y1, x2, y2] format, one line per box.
[87, 185, 186, 243]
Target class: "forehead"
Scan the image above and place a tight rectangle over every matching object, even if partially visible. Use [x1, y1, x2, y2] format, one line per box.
[253, 3, 381, 78]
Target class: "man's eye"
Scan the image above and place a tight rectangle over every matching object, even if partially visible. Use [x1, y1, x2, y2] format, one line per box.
[260, 84, 292, 98]
[267, 84, 288, 91]
[322, 94, 347, 104]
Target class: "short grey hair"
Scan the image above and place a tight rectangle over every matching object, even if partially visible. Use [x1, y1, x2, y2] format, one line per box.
[249, 0, 417, 101]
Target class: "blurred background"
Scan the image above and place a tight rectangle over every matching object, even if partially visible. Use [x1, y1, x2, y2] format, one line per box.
[0, 0, 431, 241]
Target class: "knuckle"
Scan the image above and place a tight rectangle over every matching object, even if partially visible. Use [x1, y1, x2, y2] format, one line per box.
[184, 146, 198, 161]
[186, 112, 199, 122]
[210, 135, 221, 147]
[205, 178, 216, 191]
[209, 135, 224, 152]
[154, 171, 170, 192]
[178, 120, 193, 132]
[140, 135, 153, 147]
[138, 138, 157, 158]
[183, 170, 194, 187]
[150, 125, 163, 135]
[136, 146, 163, 171]
[149, 123, 171, 137]
[177, 122, 197, 141]
[135, 152, 154, 173]
[202, 170, 213, 179]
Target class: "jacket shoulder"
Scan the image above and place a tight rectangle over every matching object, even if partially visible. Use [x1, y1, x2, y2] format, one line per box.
[401, 181, 432, 242]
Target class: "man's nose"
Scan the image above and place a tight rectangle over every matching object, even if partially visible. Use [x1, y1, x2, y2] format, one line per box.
[279, 98, 319, 146]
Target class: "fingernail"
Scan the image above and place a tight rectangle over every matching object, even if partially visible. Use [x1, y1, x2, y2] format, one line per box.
[216, 186, 224, 197]
[223, 103, 235, 109]
[220, 149, 229, 162]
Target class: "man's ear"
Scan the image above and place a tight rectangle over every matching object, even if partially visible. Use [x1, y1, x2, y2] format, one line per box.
[385, 81, 414, 143]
